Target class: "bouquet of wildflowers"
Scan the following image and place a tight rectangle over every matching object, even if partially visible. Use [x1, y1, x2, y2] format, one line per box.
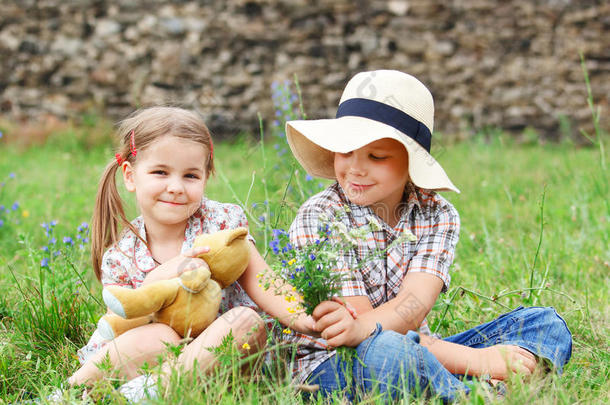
[259, 207, 416, 316]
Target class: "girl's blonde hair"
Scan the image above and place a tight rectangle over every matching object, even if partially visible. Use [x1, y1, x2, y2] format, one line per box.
[91, 106, 215, 281]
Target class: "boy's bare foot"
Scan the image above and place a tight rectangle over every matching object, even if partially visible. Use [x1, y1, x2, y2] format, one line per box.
[480, 345, 537, 380]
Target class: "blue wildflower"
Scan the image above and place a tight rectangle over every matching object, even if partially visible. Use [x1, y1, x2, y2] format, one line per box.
[0, 219, 3, 228]
[63, 236, 74, 245]
[275, 110, 282, 117]
[49, 237, 57, 245]
[309, 254, 316, 261]
[0, 131, 3, 138]
[318, 183, 324, 189]
[82, 237, 89, 244]
[40, 258, 49, 268]
[0, 205, 4, 212]
[9, 173, 15, 179]
[50, 220, 58, 226]
[272, 229, 285, 238]
[251, 202, 257, 208]
[281, 260, 287, 267]
[273, 143, 280, 150]
[11, 202, 19, 210]
[41, 246, 49, 252]
[273, 120, 280, 127]
[53, 251, 60, 257]
[258, 215, 265, 223]
[305, 174, 313, 181]
[80, 222, 89, 230]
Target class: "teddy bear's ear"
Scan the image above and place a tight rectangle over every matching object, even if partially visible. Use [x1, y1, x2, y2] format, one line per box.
[225, 227, 248, 245]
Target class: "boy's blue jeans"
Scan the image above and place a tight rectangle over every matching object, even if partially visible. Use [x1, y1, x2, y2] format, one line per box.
[306, 306, 572, 402]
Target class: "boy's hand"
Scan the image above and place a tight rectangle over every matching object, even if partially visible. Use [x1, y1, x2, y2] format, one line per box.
[312, 300, 369, 348]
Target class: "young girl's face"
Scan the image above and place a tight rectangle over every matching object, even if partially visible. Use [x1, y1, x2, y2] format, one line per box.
[123, 135, 209, 230]
[334, 138, 409, 222]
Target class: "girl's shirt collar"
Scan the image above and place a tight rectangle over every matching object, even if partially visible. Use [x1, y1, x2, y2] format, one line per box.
[127, 203, 207, 272]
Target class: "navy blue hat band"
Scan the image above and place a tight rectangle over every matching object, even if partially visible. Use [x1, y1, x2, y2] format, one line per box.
[335, 98, 431, 152]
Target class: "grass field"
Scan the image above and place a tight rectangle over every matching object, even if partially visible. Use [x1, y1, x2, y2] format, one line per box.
[0, 118, 608, 404]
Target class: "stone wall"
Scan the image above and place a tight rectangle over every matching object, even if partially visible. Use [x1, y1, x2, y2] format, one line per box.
[1, 0, 608, 140]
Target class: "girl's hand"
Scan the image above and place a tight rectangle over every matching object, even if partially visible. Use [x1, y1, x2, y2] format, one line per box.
[143, 246, 210, 285]
[312, 300, 369, 348]
[290, 314, 319, 337]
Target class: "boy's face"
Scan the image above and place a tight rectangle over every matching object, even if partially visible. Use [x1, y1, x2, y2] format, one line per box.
[334, 138, 409, 222]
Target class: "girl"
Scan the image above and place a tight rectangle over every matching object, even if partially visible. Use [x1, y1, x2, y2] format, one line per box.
[282, 70, 573, 402]
[67, 106, 314, 400]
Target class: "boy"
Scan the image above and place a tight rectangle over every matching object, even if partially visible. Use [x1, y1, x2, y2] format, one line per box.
[283, 70, 572, 401]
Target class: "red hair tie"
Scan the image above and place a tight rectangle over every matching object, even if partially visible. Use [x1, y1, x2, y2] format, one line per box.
[115, 130, 137, 166]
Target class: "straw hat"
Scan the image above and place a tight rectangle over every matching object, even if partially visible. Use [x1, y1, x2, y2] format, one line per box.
[286, 70, 459, 193]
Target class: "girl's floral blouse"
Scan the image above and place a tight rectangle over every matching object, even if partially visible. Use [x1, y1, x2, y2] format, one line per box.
[100, 198, 259, 314]
[77, 199, 262, 365]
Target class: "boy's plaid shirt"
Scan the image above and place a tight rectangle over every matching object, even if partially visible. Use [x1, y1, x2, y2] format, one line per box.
[284, 182, 460, 383]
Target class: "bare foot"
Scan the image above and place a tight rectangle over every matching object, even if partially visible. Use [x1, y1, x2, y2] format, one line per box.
[480, 345, 537, 380]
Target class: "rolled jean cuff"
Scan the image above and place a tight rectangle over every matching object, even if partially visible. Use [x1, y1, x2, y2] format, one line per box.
[405, 330, 420, 343]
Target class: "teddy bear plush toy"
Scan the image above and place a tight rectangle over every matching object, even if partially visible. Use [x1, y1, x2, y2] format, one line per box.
[96, 227, 251, 340]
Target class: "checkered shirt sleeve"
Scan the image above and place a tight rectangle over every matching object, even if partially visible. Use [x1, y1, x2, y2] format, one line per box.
[406, 193, 460, 291]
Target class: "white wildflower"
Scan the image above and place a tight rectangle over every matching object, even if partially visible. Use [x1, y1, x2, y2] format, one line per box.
[403, 229, 417, 242]
[349, 227, 368, 240]
[367, 215, 382, 231]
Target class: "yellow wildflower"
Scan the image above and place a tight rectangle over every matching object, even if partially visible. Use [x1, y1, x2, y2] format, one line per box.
[282, 328, 292, 334]
[287, 307, 295, 314]
[22, 210, 30, 218]
[288, 259, 296, 266]
[241, 342, 251, 350]
[291, 286, 297, 292]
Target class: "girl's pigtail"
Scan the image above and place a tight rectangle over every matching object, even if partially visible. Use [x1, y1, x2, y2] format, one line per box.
[91, 160, 131, 281]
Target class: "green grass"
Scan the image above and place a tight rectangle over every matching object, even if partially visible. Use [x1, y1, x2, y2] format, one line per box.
[0, 124, 608, 404]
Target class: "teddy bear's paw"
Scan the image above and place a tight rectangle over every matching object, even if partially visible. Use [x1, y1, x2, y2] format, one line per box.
[102, 288, 127, 318]
[97, 317, 116, 341]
